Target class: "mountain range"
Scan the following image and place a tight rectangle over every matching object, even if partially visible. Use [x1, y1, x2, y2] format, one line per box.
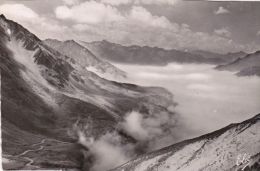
[82, 39, 260, 77]
[0, 14, 175, 170]
[80, 40, 244, 66]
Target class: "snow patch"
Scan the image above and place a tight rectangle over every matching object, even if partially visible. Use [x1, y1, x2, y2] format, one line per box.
[86, 66, 125, 82]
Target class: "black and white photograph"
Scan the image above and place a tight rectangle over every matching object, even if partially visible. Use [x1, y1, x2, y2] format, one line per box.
[0, 0, 260, 170]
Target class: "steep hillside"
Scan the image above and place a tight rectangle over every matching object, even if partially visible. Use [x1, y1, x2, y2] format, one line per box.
[0, 14, 176, 170]
[112, 114, 260, 171]
[216, 51, 260, 76]
[44, 39, 126, 80]
[80, 40, 239, 66]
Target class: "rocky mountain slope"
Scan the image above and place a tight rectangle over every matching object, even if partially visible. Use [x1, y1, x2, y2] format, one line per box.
[0, 14, 175, 170]
[44, 39, 126, 80]
[80, 40, 241, 66]
[112, 114, 260, 171]
[216, 51, 260, 76]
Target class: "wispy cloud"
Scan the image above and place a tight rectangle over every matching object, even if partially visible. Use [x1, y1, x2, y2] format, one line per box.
[257, 30, 260, 36]
[214, 27, 231, 38]
[100, 0, 177, 6]
[62, 0, 79, 6]
[101, 0, 131, 6]
[214, 6, 230, 15]
[134, 0, 176, 6]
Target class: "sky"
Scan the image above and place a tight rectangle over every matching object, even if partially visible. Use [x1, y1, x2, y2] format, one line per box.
[0, 0, 260, 53]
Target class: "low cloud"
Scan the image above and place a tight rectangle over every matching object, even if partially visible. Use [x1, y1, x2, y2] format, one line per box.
[214, 6, 230, 15]
[187, 83, 215, 91]
[70, 108, 178, 170]
[184, 73, 211, 80]
[85, 132, 134, 171]
[73, 127, 134, 171]
[119, 110, 178, 150]
[115, 63, 260, 140]
[119, 111, 149, 141]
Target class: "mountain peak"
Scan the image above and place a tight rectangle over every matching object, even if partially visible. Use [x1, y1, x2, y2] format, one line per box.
[0, 14, 8, 28]
[0, 14, 11, 38]
[101, 39, 109, 43]
[63, 39, 86, 49]
[64, 39, 77, 44]
[0, 14, 6, 20]
[0, 15, 41, 45]
[63, 40, 85, 48]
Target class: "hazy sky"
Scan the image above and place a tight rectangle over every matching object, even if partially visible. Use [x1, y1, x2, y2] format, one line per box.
[1, 0, 260, 53]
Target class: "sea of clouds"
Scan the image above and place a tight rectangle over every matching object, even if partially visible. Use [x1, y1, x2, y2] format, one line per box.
[115, 63, 260, 138]
[71, 62, 260, 171]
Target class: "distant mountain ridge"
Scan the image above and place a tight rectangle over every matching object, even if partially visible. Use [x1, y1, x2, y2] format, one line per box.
[111, 113, 260, 171]
[216, 50, 260, 76]
[44, 39, 126, 80]
[192, 50, 247, 63]
[80, 40, 244, 66]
